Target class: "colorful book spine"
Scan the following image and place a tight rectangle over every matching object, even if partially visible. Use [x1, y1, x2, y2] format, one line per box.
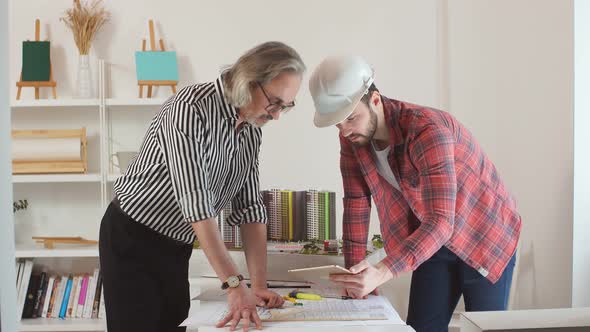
[84, 269, 99, 318]
[66, 276, 79, 318]
[32, 272, 47, 318]
[76, 274, 89, 318]
[22, 273, 40, 318]
[98, 285, 106, 319]
[91, 272, 102, 318]
[71, 275, 81, 318]
[46, 276, 60, 318]
[59, 276, 73, 318]
[41, 276, 55, 318]
[51, 276, 66, 318]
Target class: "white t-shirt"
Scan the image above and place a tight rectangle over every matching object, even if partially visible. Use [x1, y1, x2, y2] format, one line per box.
[371, 141, 401, 191]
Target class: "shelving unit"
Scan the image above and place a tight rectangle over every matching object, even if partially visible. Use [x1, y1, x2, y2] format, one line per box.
[14, 245, 341, 259]
[15, 244, 100, 258]
[19, 318, 105, 332]
[106, 97, 167, 107]
[13, 174, 102, 184]
[10, 61, 341, 332]
[10, 60, 174, 332]
[11, 99, 101, 108]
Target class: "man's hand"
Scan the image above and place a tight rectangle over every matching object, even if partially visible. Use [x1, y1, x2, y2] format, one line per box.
[252, 287, 285, 308]
[330, 260, 393, 299]
[216, 284, 263, 332]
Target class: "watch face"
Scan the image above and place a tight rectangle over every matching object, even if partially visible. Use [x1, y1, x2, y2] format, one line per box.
[227, 276, 240, 288]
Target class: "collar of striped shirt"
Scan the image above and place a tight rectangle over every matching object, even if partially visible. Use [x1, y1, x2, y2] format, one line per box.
[214, 76, 240, 121]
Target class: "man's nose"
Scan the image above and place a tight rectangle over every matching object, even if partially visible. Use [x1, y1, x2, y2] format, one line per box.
[270, 111, 281, 120]
[336, 123, 351, 137]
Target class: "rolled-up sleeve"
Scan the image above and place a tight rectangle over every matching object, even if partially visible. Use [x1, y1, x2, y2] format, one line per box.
[158, 100, 215, 223]
[227, 138, 267, 226]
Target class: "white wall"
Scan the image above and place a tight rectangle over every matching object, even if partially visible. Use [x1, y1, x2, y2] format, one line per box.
[9, 0, 441, 243]
[573, 0, 590, 308]
[447, 0, 574, 309]
[8, 0, 579, 313]
[1, 0, 18, 330]
[9, 0, 440, 318]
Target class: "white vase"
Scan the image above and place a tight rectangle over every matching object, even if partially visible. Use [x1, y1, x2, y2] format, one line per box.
[75, 54, 93, 98]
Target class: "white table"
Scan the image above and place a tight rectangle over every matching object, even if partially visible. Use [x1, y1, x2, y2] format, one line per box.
[461, 307, 590, 331]
[187, 278, 415, 332]
[197, 324, 415, 332]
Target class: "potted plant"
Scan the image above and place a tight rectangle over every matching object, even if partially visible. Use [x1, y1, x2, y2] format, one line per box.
[13, 199, 29, 213]
[300, 239, 323, 255]
[371, 234, 384, 249]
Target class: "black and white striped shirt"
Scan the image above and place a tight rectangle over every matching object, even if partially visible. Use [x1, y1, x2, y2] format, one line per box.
[113, 77, 268, 244]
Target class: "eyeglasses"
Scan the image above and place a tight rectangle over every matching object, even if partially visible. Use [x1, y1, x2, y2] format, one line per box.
[257, 82, 295, 114]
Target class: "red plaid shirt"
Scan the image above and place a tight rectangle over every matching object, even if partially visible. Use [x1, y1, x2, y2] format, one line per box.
[341, 97, 521, 283]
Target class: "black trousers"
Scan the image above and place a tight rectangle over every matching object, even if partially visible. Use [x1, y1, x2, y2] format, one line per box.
[99, 199, 193, 332]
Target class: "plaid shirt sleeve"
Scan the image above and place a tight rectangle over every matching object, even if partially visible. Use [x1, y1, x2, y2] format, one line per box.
[381, 125, 456, 275]
[339, 134, 372, 269]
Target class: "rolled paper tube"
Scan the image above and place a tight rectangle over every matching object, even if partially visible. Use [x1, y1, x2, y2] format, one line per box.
[12, 137, 81, 161]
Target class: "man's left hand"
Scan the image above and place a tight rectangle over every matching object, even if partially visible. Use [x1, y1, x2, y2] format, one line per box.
[329, 260, 393, 299]
[251, 287, 285, 308]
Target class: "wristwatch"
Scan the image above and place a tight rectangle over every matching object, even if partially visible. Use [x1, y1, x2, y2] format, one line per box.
[221, 274, 244, 290]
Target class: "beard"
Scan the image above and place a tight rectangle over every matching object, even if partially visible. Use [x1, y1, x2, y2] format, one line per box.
[243, 112, 273, 128]
[348, 107, 378, 147]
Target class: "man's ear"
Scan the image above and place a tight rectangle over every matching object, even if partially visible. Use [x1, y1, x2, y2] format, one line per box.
[371, 91, 381, 107]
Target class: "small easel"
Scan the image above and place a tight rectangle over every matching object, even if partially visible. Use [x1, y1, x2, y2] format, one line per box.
[138, 19, 177, 98]
[33, 236, 98, 249]
[16, 19, 57, 100]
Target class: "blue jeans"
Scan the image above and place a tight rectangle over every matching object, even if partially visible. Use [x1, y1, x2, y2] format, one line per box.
[406, 246, 516, 332]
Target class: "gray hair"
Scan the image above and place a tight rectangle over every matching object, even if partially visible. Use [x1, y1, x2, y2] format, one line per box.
[222, 41, 306, 108]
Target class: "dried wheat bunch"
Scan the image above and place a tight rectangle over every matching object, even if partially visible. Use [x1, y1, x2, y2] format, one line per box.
[60, 0, 109, 55]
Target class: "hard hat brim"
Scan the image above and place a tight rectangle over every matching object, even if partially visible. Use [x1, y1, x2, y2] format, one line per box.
[313, 87, 367, 128]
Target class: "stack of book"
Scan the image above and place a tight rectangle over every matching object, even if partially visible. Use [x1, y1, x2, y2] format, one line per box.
[16, 259, 104, 320]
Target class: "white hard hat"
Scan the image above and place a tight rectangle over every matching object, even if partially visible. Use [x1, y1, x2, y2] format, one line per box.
[309, 56, 374, 128]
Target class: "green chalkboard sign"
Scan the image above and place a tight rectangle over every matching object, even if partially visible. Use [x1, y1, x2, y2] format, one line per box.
[22, 41, 51, 82]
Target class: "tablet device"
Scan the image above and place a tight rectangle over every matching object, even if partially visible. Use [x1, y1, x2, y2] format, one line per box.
[288, 265, 353, 285]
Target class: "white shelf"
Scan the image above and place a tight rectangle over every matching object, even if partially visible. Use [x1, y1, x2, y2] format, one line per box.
[13, 174, 102, 184]
[11, 99, 100, 108]
[15, 244, 99, 258]
[19, 318, 105, 332]
[106, 97, 167, 107]
[13, 244, 331, 259]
